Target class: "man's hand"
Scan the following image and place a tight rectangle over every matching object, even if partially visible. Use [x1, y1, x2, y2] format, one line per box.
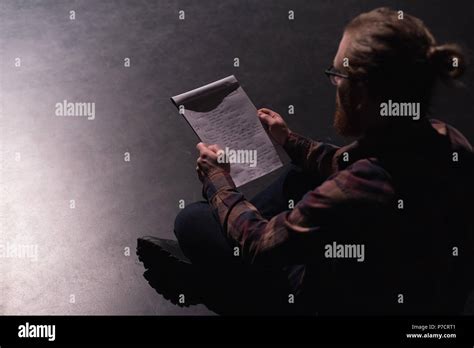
[196, 143, 230, 182]
[257, 108, 291, 146]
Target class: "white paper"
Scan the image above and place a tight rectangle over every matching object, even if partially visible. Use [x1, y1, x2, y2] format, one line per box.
[171, 75, 284, 187]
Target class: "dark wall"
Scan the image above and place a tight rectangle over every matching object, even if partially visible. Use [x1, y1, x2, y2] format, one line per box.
[1, 0, 472, 315]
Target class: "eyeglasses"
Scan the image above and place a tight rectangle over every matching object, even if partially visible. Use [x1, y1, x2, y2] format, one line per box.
[324, 65, 350, 85]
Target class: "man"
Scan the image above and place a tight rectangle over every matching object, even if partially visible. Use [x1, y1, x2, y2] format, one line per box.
[138, 7, 474, 315]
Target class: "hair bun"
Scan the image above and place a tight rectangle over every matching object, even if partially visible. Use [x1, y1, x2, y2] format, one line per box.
[427, 44, 466, 80]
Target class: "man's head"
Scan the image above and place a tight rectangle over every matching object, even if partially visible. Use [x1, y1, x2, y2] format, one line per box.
[331, 7, 466, 137]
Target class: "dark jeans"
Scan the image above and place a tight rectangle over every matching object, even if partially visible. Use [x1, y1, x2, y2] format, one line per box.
[174, 165, 321, 315]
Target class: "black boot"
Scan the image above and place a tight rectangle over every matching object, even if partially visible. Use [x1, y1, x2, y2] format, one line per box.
[137, 236, 202, 307]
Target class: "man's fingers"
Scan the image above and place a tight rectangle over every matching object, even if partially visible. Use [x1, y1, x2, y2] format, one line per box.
[196, 142, 208, 151]
[258, 108, 274, 115]
[207, 144, 222, 153]
[258, 112, 276, 127]
[197, 142, 221, 155]
[196, 142, 217, 158]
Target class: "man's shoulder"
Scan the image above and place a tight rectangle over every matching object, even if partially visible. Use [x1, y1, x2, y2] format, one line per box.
[325, 158, 395, 204]
[429, 118, 473, 152]
[341, 157, 392, 181]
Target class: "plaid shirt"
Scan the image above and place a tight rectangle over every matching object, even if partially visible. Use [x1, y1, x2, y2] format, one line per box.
[202, 118, 473, 271]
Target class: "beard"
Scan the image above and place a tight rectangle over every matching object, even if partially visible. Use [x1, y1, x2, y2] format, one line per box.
[333, 89, 363, 137]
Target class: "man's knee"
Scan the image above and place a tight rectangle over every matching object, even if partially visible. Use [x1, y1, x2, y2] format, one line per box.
[173, 201, 211, 242]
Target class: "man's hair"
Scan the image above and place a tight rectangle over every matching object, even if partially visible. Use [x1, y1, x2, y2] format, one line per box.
[344, 7, 467, 116]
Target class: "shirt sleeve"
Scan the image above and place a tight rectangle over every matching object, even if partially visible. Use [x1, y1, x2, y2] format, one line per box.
[202, 159, 396, 267]
[283, 131, 340, 179]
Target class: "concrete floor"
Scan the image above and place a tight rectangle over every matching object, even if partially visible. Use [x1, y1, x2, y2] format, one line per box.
[1, 0, 473, 315]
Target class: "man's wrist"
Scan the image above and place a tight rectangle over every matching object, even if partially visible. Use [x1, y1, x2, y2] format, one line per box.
[283, 130, 300, 151]
[202, 169, 235, 201]
[282, 130, 293, 147]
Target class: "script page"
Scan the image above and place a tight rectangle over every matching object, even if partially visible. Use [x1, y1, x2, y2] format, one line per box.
[171, 75, 284, 187]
